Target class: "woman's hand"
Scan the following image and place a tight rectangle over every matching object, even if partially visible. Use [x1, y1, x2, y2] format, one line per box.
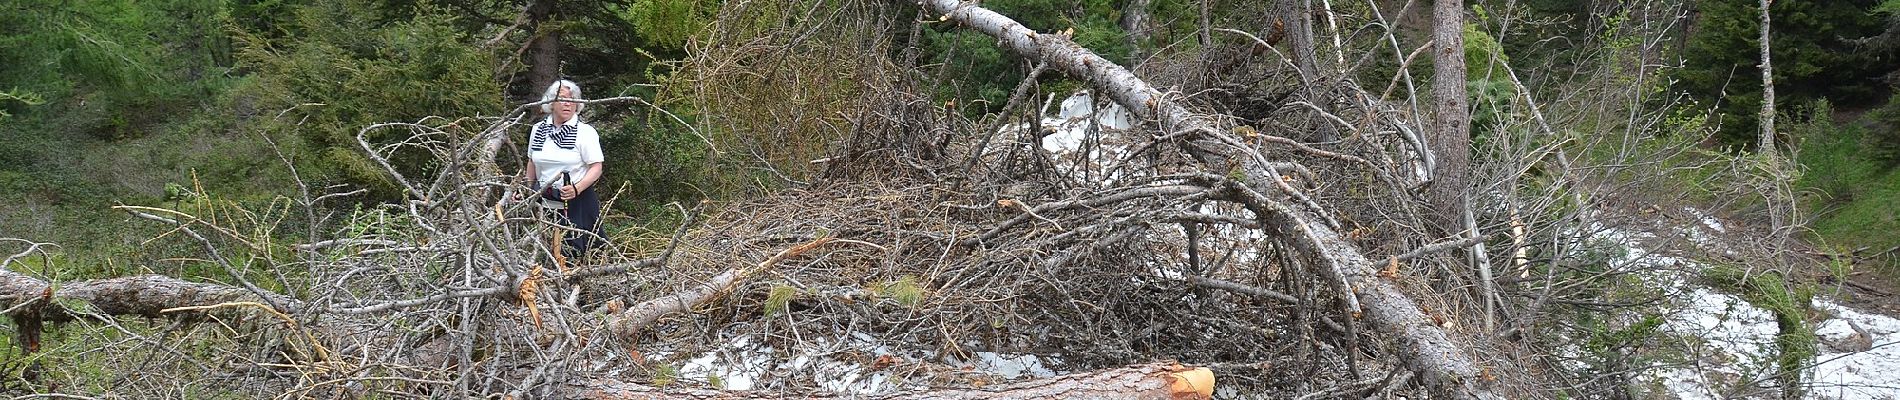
[560, 184, 579, 200]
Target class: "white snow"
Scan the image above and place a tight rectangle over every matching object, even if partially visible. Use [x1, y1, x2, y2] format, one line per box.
[663, 331, 1064, 394]
[1810, 301, 1900, 400]
[1638, 263, 1900, 400]
[970, 352, 1059, 379]
[1688, 207, 1727, 234]
[1649, 286, 1782, 400]
[677, 336, 774, 390]
[1587, 217, 1900, 400]
[1035, 90, 1135, 184]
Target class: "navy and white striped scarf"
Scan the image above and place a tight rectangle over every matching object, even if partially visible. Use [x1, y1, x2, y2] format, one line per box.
[530, 123, 578, 151]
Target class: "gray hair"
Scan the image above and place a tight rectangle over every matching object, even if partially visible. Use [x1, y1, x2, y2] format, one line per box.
[539, 79, 584, 115]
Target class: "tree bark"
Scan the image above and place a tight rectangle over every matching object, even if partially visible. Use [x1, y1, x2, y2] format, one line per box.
[524, 0, 563, 102]
[1, 269, 293, 322]
[563, 362, 1213, 400]
[907, 1, 1499, 398]
[610, 238, 837, 336]
[1756, 0, 1776, 155]
[1, 268, 297, 360]
[1281, 0, 1339, 142]
[1121, 0, 1152, 65]
[1429, 0, 1470, 233]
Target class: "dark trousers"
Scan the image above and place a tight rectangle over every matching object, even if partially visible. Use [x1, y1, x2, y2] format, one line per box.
[552, 186, 602, 258]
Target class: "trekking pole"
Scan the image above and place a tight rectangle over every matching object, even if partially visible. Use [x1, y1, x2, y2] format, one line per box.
[553, 172, 572, 273]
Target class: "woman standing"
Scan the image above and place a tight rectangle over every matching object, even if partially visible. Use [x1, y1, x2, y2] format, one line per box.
[521, 79, 604, 257]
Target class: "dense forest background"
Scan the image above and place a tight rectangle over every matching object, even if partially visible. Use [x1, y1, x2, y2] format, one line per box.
[5, 0, 1900, 398]
[7, 0, 1900, 279]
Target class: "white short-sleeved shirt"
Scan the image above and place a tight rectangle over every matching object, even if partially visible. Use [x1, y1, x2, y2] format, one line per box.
[528, 116, 603, 209]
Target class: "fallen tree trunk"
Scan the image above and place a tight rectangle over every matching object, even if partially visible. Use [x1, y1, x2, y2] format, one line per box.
[1, 268, 302, 358]
[0, 269, 294, 321]
[5, 267, 1216, 399]
[610, 237, 841, 336]
[908, 1, 1498, 398]
[564, 362, 1214, 400]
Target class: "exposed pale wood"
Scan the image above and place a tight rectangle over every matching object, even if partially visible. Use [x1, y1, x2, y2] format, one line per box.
[609, 238, 838, 336]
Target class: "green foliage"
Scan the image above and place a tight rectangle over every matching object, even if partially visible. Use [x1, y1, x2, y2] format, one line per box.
[1549, 239, 1675, 398]
[919, 0, 1133, 114]
[1674, 0, 1895, 148]
[1466, 77, 1515, 142]
[1560, 100, 1735, 206]
[1865, 94, 1900, 165]
[651, 363, 679, 386]
[870, 275, 927, 307]
[1794, 101, 1879, 198]
[0, 0, 236, 141]
[763, 283, 799, 316]
[1, 313, 253, 397]
[0, 89, 44, 119]
[607, 110, 715, 219]
[234, 0, 502, 198]
[1582, 314, 1666, 358]
[1463, 22, 1510, 79]
[622, 0, 718, 49]
[0, 0, 720, 278]
[1792, 100, 1900, 276]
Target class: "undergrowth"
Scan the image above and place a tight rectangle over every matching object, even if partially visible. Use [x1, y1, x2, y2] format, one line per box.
[1793, 100, 1900, 278]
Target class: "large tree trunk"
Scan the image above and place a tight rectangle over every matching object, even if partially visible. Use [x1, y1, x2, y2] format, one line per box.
[1429, 0, 1470, 233]
[1279, 0, 1338, 142]
[524, 0, 562, 102]
[1, 268, 297, 360]
[564, 362, 1214, 400]
[1121, 0, 1152, 65]
[0, 269, 293, 322]
[908, 1, 1498, 398]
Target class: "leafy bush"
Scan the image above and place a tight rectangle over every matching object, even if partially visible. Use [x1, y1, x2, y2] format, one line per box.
[1795, 101, 1883, 200]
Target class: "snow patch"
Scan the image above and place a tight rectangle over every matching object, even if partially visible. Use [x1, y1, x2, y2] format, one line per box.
[1687, 207, 1727, 234]
[970, 352, 1059, 379]
[1588, 223, 1900, 399]
[664, 332, 1065, 394]
[1810, 301, 1900, 400]
[1649, 287, 1781, 400]
[1035, 90, 1135, 184]
[677, 336, 774, 390]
